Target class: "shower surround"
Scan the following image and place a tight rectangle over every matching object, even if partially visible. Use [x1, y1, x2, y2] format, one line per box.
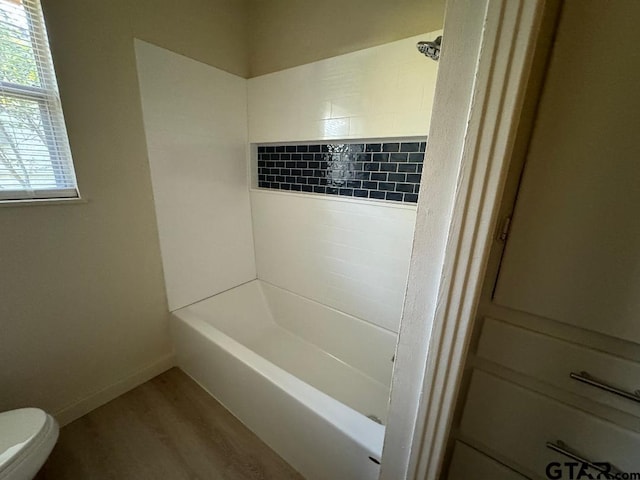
[136, 31, 439, 480]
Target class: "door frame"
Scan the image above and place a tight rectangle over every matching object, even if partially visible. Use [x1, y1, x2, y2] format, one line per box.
[381, 0, 551, 478]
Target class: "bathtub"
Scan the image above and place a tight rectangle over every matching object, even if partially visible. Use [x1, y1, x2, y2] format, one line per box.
[170, 279, 396, 480]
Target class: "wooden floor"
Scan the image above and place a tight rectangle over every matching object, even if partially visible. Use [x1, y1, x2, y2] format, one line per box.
[36, 368, 303, 480]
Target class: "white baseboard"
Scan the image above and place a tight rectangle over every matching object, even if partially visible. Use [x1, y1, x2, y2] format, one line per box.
[53, 353, 176, 426]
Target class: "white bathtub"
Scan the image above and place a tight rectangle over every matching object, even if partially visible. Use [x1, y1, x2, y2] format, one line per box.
[170, 279, 396, 480]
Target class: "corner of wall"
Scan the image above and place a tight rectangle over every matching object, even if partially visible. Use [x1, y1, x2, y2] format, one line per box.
[54, 353, 176, 426]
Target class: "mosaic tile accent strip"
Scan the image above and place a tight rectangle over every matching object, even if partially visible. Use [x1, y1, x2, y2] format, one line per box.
[256, 140, 426, 204]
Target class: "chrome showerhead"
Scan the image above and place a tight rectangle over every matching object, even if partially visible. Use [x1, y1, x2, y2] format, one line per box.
[417, 36, 442, 61]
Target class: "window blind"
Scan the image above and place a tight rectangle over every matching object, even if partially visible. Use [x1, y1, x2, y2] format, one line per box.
[0, 0, 78, 201]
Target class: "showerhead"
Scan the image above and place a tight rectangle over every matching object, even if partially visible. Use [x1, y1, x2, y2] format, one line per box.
[417, 36, 442, 61]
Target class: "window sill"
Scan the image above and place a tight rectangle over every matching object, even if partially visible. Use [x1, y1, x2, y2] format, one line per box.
[0, 197, 88, 208]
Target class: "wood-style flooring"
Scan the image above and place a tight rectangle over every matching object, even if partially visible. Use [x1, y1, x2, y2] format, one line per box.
[36, 368, 304, 479]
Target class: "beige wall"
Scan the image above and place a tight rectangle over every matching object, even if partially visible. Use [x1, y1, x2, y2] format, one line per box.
[247, 0, 446, 76]
[0, 0, 248, 422]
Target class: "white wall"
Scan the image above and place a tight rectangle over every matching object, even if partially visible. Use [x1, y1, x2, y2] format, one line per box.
[248, 32, 441, 142]
[135, 40, 256, 311]
[247, 34, 438, 332]
[252, 191, 416, 332]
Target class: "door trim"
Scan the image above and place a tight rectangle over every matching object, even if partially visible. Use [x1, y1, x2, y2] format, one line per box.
[381, 0, 549, 478]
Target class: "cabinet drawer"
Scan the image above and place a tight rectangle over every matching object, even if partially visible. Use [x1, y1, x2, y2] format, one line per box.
[478, 318, 640, 417]
[460, 371, 640, 477]
[448, 441, 527, 480]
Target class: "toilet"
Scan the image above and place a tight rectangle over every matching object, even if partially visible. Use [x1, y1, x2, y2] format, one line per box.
[0, 409, 58, 480]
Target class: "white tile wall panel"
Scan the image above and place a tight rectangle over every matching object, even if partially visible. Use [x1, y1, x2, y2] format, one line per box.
[248, 32, 441, 142]
[251, 190, 417, 332]
[135, 40, 256, 310]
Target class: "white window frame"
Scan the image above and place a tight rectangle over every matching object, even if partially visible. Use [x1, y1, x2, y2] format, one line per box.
[0, 0, 79, 202]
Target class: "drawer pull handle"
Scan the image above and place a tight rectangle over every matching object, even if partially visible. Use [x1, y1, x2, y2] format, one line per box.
[570, 371, 640, 403]
[546, 440, 620, 476]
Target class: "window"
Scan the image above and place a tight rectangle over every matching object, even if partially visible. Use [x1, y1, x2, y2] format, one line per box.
[0, 0, 78, 201]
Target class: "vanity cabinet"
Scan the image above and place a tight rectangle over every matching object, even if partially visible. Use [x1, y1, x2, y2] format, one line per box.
[461, 371, 640, 476]
[477, 319, 640, 418]
[451, 1, 640, 478]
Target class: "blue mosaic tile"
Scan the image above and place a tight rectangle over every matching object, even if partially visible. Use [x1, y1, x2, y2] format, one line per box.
[256, 139, 426, 204]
